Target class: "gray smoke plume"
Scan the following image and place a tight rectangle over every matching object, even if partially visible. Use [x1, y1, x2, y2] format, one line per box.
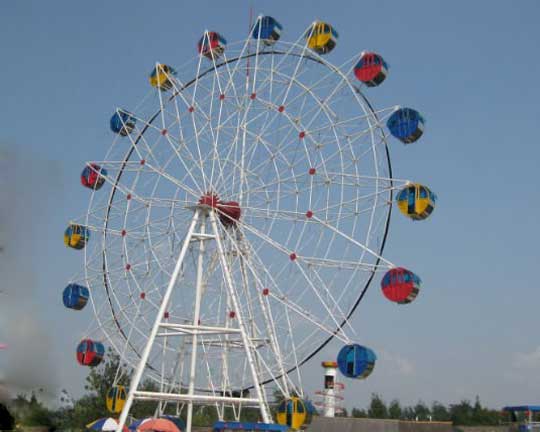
[0, 145, 62, 402]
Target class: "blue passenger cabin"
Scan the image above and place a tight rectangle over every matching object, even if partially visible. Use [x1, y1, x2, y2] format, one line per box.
[337, 344, 376, 379]
[252, 16, 283, 45]
[110, 110, 136, 136]
[387, 108, 425, 144]
[63, 283, 90, 310]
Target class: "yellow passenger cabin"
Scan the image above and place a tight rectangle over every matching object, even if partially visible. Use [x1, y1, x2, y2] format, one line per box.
[305, 21, 338, 55]
[149, 64, 176, 91]
[64, 224, 90, 250]
[396, 183, 437, 221]
[276, 397, 313, 431]
[106, 385, 127, 413]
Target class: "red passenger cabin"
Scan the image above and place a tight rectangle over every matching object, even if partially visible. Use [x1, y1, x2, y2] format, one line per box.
[381, 267, 421, 304]
[354, 52, 388, 87]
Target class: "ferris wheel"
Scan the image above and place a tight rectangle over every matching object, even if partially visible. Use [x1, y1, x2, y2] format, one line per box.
[63, 15, 436, 432]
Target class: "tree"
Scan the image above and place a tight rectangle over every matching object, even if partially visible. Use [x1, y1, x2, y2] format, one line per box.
[339, 407, 349, 417]
[450, 399, 474, 425]
[368, 393, 388, 419]
[388, 399, 402, 419]
[431, 401, 450, 421]
[9, 393, 55, 428]
[352, 407, 367, 418]
[401, 406, 415, 420]
[414, 401, 431, 421]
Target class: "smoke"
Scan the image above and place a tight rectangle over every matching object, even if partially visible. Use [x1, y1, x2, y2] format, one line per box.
[0, 145, 63, 402]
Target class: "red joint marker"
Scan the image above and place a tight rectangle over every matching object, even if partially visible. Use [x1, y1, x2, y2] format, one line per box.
[306, 210, 313, 218]
[278, 105, 285, 113]
[140, 292, 146, 300]
[250, 93, 256, 100]
[309, 168, 316, 175]
[290, 253, 297, 261]
[262, 288, 269, 296]
[125, 264, 131, 271]
[299, 131, 306, 139]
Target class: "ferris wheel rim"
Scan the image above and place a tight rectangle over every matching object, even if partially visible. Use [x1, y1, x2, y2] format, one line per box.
[88, 39, 394, 388]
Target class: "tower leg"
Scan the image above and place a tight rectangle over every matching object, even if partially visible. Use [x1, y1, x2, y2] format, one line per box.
[116, 211, 201, 432]
[209, 211, 271, 423]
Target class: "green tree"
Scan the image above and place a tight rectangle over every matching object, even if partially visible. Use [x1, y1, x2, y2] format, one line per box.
[388, 399, 402, 419]
[9, 393, 55, 428]
[368, 393, 388, 419]
[401, 406, 415, 420]
[414, 401, 431, 421]
[431, 401, 450, 421]
[450, 399, 474, 425]
[352, 407, 367, 418]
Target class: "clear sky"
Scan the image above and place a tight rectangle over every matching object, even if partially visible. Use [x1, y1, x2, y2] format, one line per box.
[1, 0, 540, 411]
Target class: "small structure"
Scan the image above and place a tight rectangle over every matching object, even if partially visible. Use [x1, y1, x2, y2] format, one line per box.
[315, 361, 345, 418]
[503, 406, 540, 432]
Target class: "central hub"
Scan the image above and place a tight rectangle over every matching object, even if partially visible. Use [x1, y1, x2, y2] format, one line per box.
[199, 192, 219, 208]
[198, 193, 242, 227]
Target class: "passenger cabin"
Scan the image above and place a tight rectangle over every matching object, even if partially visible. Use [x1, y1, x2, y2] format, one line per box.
[63, 283, 90, 310]
[337, 344, 376, 379]
[76, 339, 104, 366]
[305, 21, 338, 55]
[252, 16, 283, 45]
[198, 32, 227, 60]
[354, 52, 388, 87]
[110, 110, 136, 136]
[81, 164, 107, 190]
[387, 108, 425, 144]
[275, 397, 313, 431]
[381, 267, 421, 304]
[106, 385, 127, 413]
[149, 63, 177, 91]
[64, 224, 90, 250]
[396, 183, 436, 221]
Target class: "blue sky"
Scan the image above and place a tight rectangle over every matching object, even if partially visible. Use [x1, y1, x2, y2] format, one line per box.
[1, 0, 540, 410]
